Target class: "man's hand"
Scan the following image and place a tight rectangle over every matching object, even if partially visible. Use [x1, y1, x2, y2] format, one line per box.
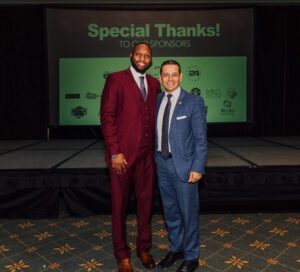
[188, 171, 203, 183]
[111, 153, 128, 174]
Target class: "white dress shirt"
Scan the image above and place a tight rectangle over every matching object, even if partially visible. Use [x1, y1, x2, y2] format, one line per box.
[157, 87, 181, 152]
[130, 66, 148, 95]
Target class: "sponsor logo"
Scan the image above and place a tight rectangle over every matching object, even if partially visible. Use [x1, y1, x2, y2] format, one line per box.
[206, 88, 221, 98]
[191, 88, 201, 96]
[221, 100, 235, 115]
[65, 93, 80, 99]
[86, 92, 100, 99]
[223, 100, 232, 108]
[187, 65, 201, 82]
[71, 106, 87, 119]
[227, 88, 237, 99]
[103, 71, 111, 79]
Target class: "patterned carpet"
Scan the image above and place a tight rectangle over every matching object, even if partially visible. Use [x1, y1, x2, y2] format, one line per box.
[0, 213, 299, 272]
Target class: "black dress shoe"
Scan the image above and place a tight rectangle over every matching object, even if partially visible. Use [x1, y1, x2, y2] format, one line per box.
[176, 260, 199, 272]
[158, 251, 184, 268]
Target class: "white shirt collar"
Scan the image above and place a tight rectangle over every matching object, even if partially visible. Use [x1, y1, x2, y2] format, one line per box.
[130, 66, 146, 79]
[164, 87, 181, 100]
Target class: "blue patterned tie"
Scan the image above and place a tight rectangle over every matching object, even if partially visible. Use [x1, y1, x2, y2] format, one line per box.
[161, 94, 172, 159]
[139, 76, 147, 101]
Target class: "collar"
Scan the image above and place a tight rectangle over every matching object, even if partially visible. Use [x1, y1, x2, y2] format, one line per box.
[130, 66, 146, 79]
[164, 87, 181, 100]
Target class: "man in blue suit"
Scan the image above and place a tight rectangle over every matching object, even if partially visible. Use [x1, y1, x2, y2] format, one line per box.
[156, 60, 207, 272]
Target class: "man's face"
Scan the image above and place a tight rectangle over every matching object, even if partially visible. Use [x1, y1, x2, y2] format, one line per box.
[130, 44, 152, 74]
[160, 64, 182, 93]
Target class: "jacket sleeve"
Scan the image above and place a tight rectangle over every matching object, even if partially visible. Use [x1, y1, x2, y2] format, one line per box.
[100, 74, 121, 156]
[190, 96, 207, 174]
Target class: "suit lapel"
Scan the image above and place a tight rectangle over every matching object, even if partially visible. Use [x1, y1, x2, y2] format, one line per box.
[155, 92, 165, 148]
[125, 68, 137, 88]
[170, 89, 186, 132]
[125, 68, 143, 100]
[146, 74, 153, 96]
[157, 92, 164, 114]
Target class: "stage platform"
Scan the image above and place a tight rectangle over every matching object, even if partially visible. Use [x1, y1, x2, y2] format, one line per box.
[0, 137, 300, 218]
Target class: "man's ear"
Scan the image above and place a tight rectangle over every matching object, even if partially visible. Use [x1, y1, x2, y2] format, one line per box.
[180, 73, 183, 82]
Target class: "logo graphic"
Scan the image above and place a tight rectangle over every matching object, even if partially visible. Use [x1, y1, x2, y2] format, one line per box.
[223, 100, 232, 108]
[86, 92, 100, 99]
[65, 93, 80, 99]
[227, 88, 237, 99]
[206, 88, 221, 98]
[191, 88, 201, 96]
[103, 71, 111, 79]
[187, 65, 201, 82]
[221, 100, 235, 115]
[71, 106, 87, 119]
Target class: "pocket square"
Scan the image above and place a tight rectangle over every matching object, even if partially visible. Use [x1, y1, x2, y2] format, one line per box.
[176, 115, 187, 120]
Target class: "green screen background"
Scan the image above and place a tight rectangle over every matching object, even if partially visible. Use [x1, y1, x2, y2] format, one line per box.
[59, 57, 246, 125]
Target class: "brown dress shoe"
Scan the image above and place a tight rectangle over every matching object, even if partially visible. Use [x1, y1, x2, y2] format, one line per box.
[137, 252, 156, 269]
[118, 258, 134, 272]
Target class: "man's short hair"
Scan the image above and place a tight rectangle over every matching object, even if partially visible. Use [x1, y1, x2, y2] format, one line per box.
[160, 60, 181, 74]
[131, 42, 152, 55]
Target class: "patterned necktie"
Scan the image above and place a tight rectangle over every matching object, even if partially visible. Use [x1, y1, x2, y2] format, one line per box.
[139, 76, 147, 101]
[161, 94, 173, 159]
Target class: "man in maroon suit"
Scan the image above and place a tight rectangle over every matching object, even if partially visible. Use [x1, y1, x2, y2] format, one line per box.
[100, 42, 161, 272]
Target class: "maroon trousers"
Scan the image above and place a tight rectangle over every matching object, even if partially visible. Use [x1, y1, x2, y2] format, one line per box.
[109, 147, 155, 262]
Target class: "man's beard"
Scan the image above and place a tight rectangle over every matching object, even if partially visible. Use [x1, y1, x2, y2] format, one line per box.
[130, 58, 152, 74]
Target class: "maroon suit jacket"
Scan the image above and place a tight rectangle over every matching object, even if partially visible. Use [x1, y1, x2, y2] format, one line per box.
[100, 68, 161, 166]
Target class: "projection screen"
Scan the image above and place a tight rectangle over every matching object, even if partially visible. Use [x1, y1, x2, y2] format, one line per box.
[46, 8, 253, 125]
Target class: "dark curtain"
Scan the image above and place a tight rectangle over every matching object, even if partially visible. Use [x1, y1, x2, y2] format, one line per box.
[1, 167, 300, 218]
[285, 7, 300, 134]
[0, 6, 47, 139]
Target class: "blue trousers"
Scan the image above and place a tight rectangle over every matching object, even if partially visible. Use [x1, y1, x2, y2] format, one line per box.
[156, 152, 200, 261]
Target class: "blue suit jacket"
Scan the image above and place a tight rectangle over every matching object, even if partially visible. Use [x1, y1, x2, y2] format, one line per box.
[155, 89, 207, 182]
